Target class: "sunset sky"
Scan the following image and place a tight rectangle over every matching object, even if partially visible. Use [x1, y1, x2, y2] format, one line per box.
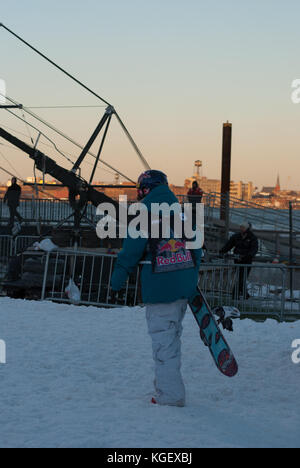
[1, 0, 300, 189]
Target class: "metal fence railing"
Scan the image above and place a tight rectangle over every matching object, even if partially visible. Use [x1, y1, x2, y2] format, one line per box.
[177, 192, 300, 232]
[14, 236, 40, 254]
[36, 249, 300, 321]
[2, 192, 299, 231]
[0, 235, 41, 280]
[41, 250, 140, 308]
[1, 233, 300, 321]
[198, 262, 298, 321]
[0, 198, 97, 225]
[1, 196, 298, 262]
[0, 235, 13, 280]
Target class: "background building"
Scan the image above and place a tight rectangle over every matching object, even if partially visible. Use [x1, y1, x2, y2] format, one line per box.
[184, 161, 254, 201]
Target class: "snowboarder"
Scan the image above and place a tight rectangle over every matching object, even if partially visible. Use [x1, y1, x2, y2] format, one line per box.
[220, 221, 258, 299]
[111, 170, 203, 407]
[4, 177, 23, 232]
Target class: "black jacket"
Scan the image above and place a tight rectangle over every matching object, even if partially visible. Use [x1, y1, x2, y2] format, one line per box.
[220, 229, 258, 263]
[4, 183, 21, 207]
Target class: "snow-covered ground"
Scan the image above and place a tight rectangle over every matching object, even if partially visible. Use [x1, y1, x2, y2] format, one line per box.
[0, 297, 299, 448]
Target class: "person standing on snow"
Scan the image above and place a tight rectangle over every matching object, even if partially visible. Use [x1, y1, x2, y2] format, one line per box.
[4, 177, 23, 231]
[111, 170, 203, 407]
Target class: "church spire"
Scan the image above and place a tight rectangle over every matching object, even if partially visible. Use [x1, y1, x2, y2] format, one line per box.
[275, 174, 280, 193]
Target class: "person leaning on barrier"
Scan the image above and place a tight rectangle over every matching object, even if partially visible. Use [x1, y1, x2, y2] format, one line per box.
[219, 222, 258, 299]
[4, 177, 23, 231]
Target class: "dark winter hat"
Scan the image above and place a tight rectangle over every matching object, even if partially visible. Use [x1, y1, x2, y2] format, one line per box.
[137, 170, 168, 200]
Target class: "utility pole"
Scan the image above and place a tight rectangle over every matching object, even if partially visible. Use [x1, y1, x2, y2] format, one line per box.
[220, 122, 232, 238]
[289, 201, 294, 300]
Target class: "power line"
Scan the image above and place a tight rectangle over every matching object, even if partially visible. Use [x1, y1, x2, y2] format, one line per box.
[26, 105, 107, 109]
[0, 148, 22, 179]
[5, 108, 76, 166]
[0, 24, 151, 171]
[0, 23, 112, 107]
[3, 94, 136, 183]
[0, 125, 118, 179]
[20, 108, 34, 145]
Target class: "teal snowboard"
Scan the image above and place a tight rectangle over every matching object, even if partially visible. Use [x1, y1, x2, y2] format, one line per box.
[189, 289, 238, 378]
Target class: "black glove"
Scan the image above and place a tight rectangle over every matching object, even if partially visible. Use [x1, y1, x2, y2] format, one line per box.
[219, 251, 231, 261]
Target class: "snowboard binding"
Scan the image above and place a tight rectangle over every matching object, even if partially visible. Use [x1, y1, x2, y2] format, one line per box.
[212, 306, 240, 332]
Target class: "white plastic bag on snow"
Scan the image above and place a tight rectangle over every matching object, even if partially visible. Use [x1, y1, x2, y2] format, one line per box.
[65, 279, 81, 304]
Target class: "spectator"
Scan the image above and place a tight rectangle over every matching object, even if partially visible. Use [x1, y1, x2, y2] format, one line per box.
[220, 221, 258, 299]
[4, 177, 23, 231]
[187, 181, 204, 205]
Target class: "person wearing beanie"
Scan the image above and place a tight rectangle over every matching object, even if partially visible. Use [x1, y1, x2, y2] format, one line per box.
[111, 170, 203, 407]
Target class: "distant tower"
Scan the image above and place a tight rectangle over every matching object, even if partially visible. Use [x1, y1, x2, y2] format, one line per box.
[194, 160, 202, 180]
[275, 174, 280, 194]
[114, 173, 120, 185]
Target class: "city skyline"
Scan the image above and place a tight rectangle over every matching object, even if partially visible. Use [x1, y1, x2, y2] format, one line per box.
[1, 1, 300, 190]
[0, 168, 285, 194]
[0, 148, 291, 193]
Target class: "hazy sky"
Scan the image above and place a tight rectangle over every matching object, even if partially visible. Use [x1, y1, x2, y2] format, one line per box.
[1, 0, 300, 189]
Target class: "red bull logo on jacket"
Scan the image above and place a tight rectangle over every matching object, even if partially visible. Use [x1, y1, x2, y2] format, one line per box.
[159, 239, 186, 254]
[153, 238, 195, 273]
[156, 250, 193, 267]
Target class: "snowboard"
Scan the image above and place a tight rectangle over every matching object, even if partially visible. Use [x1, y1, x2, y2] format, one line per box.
[189, 289, 238, 378]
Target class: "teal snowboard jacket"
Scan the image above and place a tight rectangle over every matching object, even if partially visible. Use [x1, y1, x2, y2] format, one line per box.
[111, 185, 202, 304]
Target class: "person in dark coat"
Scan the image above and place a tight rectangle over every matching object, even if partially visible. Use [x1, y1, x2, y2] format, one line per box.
[4, 177, 23, 230]
[187, 181, 204, 204]
[188, 181, 204, 227]
[220, 222, 258, 299]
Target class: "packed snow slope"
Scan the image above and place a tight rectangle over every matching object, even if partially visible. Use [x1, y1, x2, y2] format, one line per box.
[0, 297, 299, 448]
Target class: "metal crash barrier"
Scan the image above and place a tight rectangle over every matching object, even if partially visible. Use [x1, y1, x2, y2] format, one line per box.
[199, 262, 300, 321]
[0, 236, 13, 280]
[41, 249, 141, 308]
[38, 249, 300, 321]
[0, 198, 97, 225]
[1, 241, 300, 321]
[0, 235, 41, 280]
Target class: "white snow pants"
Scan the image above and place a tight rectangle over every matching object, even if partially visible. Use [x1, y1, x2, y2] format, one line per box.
[146, 299, 188, 407]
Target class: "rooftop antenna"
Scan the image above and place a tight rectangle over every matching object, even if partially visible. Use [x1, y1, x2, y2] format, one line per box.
[194, 160, 202, 179]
